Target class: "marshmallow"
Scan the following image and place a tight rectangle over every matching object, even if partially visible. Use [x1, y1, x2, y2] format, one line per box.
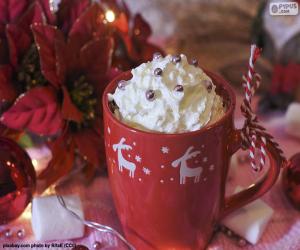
[285, 102, 300, 138]
[222, 187, 274, 245]
[32, 195, 84, 241]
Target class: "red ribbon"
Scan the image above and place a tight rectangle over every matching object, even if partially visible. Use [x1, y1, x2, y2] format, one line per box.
[271, 63, 300, 94]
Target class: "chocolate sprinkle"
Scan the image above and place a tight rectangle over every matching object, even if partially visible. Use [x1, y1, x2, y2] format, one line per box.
[172, 55, 181, 64]
[174, 84, 184, 92]
[203, 79, 213, 92]
[154, 68, 162, 76]
[146, 89, 155, 101]
[191, 58, 198, 66]
[153, 52, 162, 60]
[117, 80, 127, 90]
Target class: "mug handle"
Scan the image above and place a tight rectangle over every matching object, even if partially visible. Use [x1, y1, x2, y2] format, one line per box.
[220, 129, 284, 219]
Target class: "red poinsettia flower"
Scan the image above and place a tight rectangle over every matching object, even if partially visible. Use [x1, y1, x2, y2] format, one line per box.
[0, 0, 53, 109]
[0, 0, 53, 139]
[0, 1, 162, 187]
[2, 4, 118, 187]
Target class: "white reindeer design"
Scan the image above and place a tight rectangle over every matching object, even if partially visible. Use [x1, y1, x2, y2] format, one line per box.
[172, 146, 203, 184]
[113, 137, 136, 178]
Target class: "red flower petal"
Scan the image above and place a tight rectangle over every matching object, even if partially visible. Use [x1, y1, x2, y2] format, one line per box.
[61, 86, 83, 123]
[0, 37, 9, 64]
[80, 37, 114, 88]
[38, 134, 75, 188]
[114, 12, 129, 34]
[132, 14, 151, 42]
[0, 0, 30, 24]
[74, 128, 104, 168]
[1, 86, 63, 136]
[57, 0, 90, 34]
[96, 67, 123, 94]
[32, 24, 65, 87]
[6, 24, 31, 67]
[0, 65, 17, 104]
[17, 1, 46, 35]
[69, 4, 106, 48]
[38, 0, 56, 25]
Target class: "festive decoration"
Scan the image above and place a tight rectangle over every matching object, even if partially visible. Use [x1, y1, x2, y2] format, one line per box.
[240, 45, 266, 172]
[240, 45, 286, 171]
[0, 137, 35, 224]
[0, 0, 162, 188]
[282, 154, 300, 210]
[16, 229, 25, 239]
[3, 229, 12, 238]
[252, 0, 300, 112]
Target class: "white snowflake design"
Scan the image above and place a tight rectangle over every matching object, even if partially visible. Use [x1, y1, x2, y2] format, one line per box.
[161, 146, 169, 154]
[135, 155, 141, 162]
[128, 154, 131, 158]
[133, 142, 136, 146]
[209, 165, 215, 171]
[108, 127, 111, 134]
[143, 167, 151, 175]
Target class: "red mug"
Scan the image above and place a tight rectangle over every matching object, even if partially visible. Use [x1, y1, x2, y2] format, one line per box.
[102, 71, 283, 250]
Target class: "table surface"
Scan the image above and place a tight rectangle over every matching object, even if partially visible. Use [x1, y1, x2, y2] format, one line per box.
[1, 95, 300, 250]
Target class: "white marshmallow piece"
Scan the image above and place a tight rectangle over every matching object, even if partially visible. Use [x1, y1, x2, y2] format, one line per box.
[285, 102, 300, 138]
[222, 187, 274, 245]
[32, 195, 84, 241]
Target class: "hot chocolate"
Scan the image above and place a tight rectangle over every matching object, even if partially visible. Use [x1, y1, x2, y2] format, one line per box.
[108, 54, 225, 133]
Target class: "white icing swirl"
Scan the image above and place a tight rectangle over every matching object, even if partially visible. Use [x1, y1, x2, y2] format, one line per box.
[109, 54, 225, 133]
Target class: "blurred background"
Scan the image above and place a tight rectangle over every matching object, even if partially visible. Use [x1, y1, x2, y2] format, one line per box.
[124, 0, 300, 112]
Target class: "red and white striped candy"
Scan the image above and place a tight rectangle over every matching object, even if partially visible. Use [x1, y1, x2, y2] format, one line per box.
[241, 45, 267, 172]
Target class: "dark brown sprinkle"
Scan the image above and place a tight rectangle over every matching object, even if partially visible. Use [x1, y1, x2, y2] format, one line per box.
[174, 84, 184, 92]
[117, 80, 127, 90]
[146, 89, 155, 101]
[191, 58, 198, 66]
[153, 52, 162, 60]
[154, 67, 162, 76]
[171, 55, 181, 64]
[203, 79, 213, 92]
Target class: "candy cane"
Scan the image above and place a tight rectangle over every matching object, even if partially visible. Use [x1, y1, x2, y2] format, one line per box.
[241, 45, 267, 172]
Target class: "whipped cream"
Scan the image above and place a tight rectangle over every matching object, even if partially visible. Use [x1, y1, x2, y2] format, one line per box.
[109, 54, 225, 133]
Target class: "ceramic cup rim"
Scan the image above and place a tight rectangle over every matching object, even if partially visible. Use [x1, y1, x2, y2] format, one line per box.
[102, 70, 236, 137]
